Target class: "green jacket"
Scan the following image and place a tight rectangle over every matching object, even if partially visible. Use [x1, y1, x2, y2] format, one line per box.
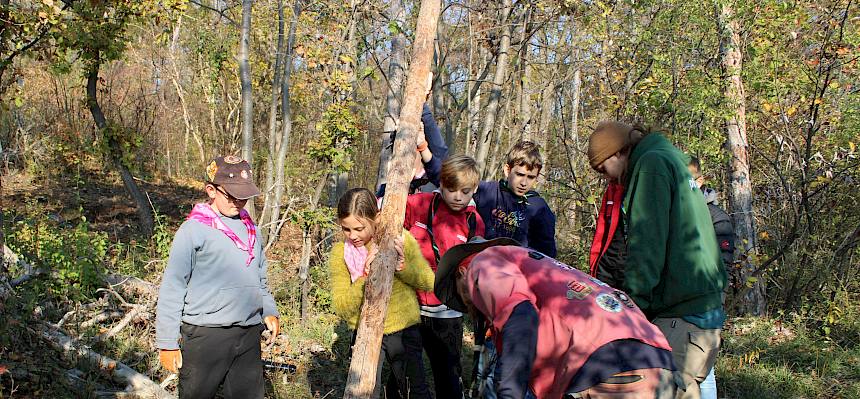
[621, 133, 727, 319]
[329, 230, 434, 334]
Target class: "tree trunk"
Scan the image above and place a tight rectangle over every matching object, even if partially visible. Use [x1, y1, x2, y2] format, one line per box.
[718, 2, 764, 316]
[261, 0, 286, 244]
[475, 0, 512, 178]
[239, 0, 255, 218]
[268, 0, 304, 244]
[342, 0, 440, 397]
[259, 0, 284, 248]
[85, 56, 154, 237]
[375, 0, 407, 191]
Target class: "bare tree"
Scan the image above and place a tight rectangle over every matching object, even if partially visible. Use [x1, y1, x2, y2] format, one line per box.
[475, 0, 512, 178]
[375, 0, 407, 191]
[718, 1, 765, 315]
[342, 0, 440, 396]
[85, 54, 154, 236]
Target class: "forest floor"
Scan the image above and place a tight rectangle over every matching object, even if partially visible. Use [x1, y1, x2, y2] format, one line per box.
[1, 166, 859, 398]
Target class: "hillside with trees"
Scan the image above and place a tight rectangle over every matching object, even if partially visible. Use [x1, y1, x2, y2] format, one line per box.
[1, 0, 858, 398]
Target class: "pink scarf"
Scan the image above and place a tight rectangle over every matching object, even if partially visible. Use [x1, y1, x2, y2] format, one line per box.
[187, 203, 257, 266]
[343, 240, 368, 283]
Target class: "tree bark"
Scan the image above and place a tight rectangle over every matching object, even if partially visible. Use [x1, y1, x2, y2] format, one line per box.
[342, 1, 440, 397]
[239, 0, 255, 218]
[375, 0, 407, 191]
[718, 2, 764, 315]
[267, 0, 304, 244]
[85, 56, 154, 237]
[475, 0, 512, 178]
[261, 0, 286, 244]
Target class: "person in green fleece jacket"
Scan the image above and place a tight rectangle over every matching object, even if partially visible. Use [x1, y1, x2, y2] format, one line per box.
[587, 121, 728, 399]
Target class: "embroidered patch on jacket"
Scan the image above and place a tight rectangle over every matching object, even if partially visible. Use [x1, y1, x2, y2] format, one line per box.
[595, 293, 623, 313]
[566, 280, 593, 300]
[612, 290, 636, 308]
[224, 155, 242, 164]
[588, 277, 610, 287]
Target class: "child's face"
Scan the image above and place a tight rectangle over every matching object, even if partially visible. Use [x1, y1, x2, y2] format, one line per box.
[503, 164, 540, 196]
[440, 184, 476, 212]
[340, 215, 375, 248]
[206, 184, 248, 217]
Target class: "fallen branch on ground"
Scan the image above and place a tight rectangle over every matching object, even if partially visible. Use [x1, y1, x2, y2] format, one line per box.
[104, 274, 158, 298]
[38, 324, 175, 399]
[96, 305, 150, 341]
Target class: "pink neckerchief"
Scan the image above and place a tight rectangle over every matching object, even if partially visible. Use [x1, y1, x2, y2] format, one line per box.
[343, 240, 369, 283]
[187, 203, 256, 266]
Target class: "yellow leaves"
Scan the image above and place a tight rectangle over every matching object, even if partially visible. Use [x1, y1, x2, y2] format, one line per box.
[786, 106, 797, 116]
[338, 54, 354, 65]
[759, 231, 770, 240]
[761, 101, 773, 112]
[849, 142, 856, 153]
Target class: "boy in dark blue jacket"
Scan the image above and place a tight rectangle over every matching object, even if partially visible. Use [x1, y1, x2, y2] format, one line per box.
[471, 140, 557, 398]
[473, 140, 556, 257]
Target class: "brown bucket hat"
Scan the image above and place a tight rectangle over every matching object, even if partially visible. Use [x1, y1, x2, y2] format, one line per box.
[434, 236, 521, 312]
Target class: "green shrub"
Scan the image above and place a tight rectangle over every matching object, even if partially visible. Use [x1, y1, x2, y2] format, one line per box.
[7, 216, 108, 301]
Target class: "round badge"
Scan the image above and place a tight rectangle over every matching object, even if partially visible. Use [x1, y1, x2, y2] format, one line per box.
[595, 293, 622, 313]
[240, 170, 249, 179]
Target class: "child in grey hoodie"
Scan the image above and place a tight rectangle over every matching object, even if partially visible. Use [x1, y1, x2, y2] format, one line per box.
[155, 156, 279, 399]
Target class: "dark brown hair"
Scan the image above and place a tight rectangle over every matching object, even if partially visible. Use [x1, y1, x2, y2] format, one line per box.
[336, 188, 379, 222]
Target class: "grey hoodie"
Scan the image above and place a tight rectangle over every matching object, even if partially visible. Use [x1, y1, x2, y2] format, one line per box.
[155, 215, 278, 350]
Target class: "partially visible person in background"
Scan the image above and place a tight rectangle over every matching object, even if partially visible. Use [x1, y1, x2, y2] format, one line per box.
[688, 156, 737, 399]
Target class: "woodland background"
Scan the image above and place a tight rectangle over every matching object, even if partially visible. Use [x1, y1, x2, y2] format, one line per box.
[0, 0, 859, 397]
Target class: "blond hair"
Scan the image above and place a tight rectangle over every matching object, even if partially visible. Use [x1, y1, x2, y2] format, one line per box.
[506, 141, 543, 171]
[440, 155, 480, 191]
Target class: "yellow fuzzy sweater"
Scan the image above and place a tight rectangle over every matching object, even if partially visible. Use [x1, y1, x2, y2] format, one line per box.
[329, 231, 434, 334]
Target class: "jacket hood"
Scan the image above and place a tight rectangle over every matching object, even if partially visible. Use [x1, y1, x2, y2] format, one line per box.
[627, 132, 675, 170]
[702, 187, 719, 205]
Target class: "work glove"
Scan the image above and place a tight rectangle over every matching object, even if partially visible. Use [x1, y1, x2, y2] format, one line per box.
[159, 349, 182, 373]
[264, 315, 280, 345]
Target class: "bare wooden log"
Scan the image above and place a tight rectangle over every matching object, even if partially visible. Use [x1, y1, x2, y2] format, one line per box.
[80, 310, 126, 329]
[97, 305, 149, 341]
[39, 325, 175, 399]
[104, 274, 158, 298]
[342, 1, 441, 398]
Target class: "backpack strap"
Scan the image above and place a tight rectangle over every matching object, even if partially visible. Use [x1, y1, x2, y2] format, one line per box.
[426, 193, 443, 264]
[467, 212, 477, 240]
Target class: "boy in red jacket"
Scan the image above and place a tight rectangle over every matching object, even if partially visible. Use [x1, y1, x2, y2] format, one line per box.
[404, 154, 485, 399]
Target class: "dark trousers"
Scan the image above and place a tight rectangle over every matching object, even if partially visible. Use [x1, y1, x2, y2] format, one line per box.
[179, 323, 265, 399]
[419, 316, 464, 399]
[381, 324, 433, 399]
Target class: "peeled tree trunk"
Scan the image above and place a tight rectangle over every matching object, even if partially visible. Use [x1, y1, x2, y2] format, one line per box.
[718, 1, 765, 316]
[342, 1, 440, 397]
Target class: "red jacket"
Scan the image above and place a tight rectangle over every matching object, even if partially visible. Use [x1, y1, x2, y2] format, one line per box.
[404, 192, 485, 306]
[589, 183, 624, 276]
[465, 246, 672, 399]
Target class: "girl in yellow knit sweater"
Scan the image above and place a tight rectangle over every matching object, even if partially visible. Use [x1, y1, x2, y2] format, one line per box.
[330, 188, 434, 399]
